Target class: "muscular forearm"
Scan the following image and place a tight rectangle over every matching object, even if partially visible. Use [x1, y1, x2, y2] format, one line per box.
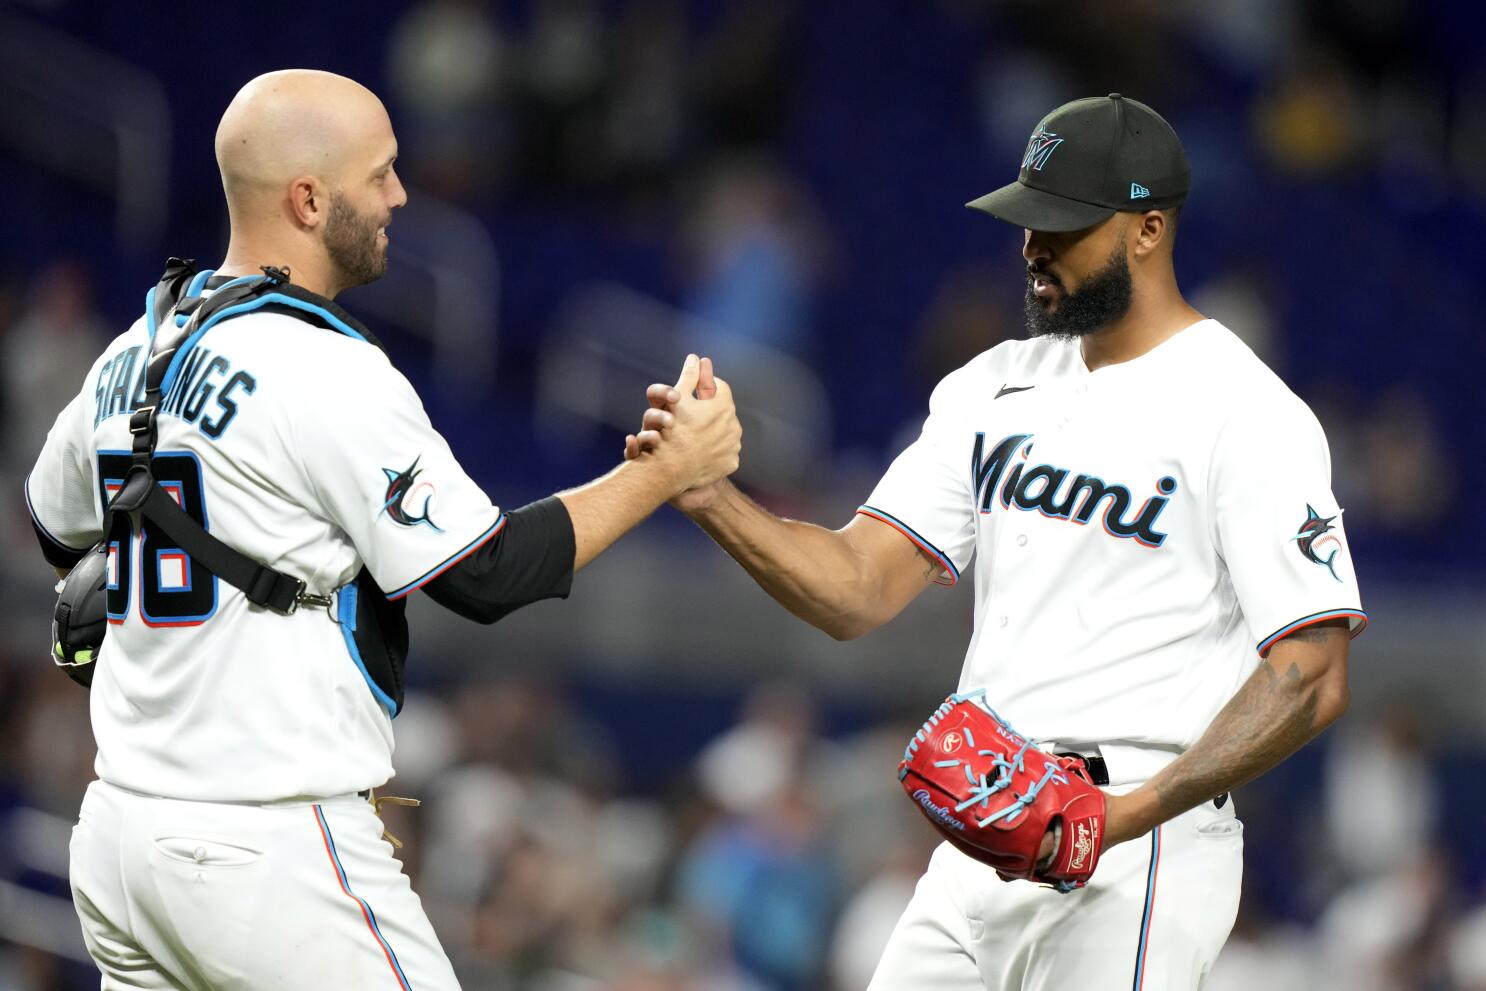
[1108, 621, 1350, 845]
[558, 457, 679, 571]
[688, 482, 889, 640]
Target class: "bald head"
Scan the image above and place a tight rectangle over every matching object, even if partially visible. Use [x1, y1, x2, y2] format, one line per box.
[216, 70, 393, 201]
[214, 70, 405, 296]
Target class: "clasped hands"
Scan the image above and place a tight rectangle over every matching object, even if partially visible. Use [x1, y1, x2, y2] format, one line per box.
[624, 354, 740, 506]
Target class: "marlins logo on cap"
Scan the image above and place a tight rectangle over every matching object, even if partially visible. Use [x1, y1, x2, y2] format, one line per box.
[1021, 129, 1064, 172]
[967, 93, 1190, 233]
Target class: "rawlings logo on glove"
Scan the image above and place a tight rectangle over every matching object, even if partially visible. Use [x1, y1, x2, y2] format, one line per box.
[898, 690, 1107, 892]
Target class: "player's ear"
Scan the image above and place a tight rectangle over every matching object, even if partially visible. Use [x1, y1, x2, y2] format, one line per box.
[287, 176, 326, 231]
[1130, 209, 1168, 258]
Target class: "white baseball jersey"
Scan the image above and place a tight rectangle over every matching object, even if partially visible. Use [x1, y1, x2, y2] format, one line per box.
[27, 289, 504, 802]
[861, 318, 1365, 749]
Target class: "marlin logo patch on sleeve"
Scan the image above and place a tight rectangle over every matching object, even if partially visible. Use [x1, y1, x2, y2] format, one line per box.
[381, 457, 444, 532]
[1292, 504, 1342, 581]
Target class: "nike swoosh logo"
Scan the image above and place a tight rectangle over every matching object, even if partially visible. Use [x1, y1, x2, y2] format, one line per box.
[995, 384, 1036, 399]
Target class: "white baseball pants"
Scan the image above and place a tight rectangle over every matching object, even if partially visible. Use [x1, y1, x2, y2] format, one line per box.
[68, 779, 459, 990]
[867, 794, 1244, 991]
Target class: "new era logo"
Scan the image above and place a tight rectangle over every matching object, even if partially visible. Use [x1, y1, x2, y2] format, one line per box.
[1130, 182, 1150, 200]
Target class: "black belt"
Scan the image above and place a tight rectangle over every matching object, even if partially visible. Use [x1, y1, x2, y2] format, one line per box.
[1054, 752, 1229, 809]
[1056, 752, 1110, 786]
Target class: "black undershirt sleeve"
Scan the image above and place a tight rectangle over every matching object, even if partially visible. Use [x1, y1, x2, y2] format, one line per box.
[422, 495, 576, 624]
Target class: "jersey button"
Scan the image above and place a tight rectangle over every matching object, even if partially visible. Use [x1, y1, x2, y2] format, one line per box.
[997, 615, 1009, 628]
[1016, 534, 1028, 547]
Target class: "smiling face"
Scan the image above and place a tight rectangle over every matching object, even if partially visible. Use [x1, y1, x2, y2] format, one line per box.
[1022, 213, 1136, 340]
[215, 70, 409, 296]
[322, 110, 405, 290]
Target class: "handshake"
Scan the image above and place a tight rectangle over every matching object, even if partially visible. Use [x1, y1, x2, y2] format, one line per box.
[621, 353, 742, 512]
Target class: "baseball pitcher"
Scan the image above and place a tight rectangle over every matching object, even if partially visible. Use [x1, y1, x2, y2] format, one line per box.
[630, 94, 1365, 990]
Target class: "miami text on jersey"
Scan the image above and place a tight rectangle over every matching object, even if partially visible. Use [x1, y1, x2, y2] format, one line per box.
[93, 344, 257, 440]
[971, 432, 1177, 548]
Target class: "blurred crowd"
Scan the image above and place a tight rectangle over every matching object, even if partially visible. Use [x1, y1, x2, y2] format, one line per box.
[5, 0, 1477, 549]
[1, 663, 1484, 990]
[2, 0, 1485, 987]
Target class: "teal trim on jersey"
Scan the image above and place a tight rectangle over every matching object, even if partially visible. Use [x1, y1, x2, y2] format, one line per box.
[384, 515, 507, 600]
[1130, 825, 1162, 990]
[313, 805, 413, 990]
[336, 582, 399, 718]
[1256, 608, 1368, 657]
[856, 505, 960, 585]
[159, 286, 370, 399]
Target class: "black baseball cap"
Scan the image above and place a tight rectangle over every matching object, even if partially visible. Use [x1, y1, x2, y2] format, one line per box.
[967, 94, 1190, 233]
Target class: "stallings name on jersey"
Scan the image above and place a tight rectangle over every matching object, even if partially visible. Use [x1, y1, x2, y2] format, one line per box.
[93, 343, 257, 438]
[971, 431, 1177, 548]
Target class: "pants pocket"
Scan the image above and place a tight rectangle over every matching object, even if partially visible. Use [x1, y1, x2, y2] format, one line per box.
[1196, 817, 1243, 838]
[151, 834, 264, 869]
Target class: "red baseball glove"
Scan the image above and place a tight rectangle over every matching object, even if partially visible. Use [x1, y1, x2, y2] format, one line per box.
[898, 690, 1108, 892]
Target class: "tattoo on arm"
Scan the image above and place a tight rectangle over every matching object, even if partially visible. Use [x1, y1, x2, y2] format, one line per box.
[1149, 620, 1347, 822]
[1280, 624, 1334, 643]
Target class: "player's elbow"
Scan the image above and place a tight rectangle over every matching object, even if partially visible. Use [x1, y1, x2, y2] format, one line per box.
[818, 601, 892, 641]
[1304, 645, 1351, 731]
[433, 595, 515, 625]
[421, 582, 523, 626]
[1314, 666, 1350, 729]
[823, 615, 872, 641]
[1270, 620, 1352, 730]
[463, 601, 514, 626]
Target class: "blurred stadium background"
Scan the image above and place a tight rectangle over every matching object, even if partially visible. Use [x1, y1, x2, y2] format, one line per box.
[1, 0, 1485, 988]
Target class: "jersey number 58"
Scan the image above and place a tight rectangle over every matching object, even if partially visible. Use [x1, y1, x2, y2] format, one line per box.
[96, 451, 218, 627]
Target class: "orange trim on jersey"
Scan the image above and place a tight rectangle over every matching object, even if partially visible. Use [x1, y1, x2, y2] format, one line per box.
[1257, 608, 1368, 657]
[386, 514, 506, 600]
[1132, 825, 1162, 990]
[855, 506, 959, 587]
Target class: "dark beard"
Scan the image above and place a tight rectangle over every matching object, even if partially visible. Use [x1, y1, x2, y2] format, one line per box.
[324, 192, 388, 289]
[1024, 243, 1133, 340]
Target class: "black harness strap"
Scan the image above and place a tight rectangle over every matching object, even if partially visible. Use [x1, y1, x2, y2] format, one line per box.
[253, 280, 387, 351]
[107, 261, 324, 616]
[126, 482, 310, 613]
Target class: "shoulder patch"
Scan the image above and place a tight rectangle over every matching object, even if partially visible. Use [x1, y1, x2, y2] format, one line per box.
[381, 458, 444, 532]
[1292, 504, 1343, 581]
